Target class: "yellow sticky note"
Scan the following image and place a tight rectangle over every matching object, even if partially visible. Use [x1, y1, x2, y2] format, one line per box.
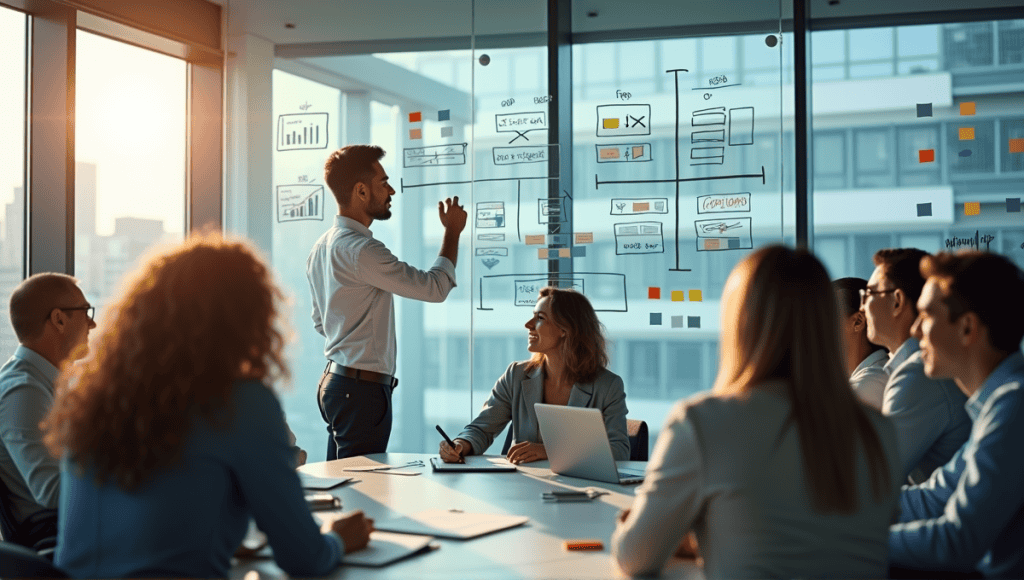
[689, 289, 703, 302]
[671, 290, 685, 302]
[964, 202, 981, 216]
[525, 235, 545, 245]
[960, 102, 976, 116]
[959, 127, 975, 140]
[575, 232, 594, 244]
[603, 118, 619, 129]
[558, 248, 571, 258]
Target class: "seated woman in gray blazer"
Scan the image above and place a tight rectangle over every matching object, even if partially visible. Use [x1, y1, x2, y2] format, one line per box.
[439, 287, 628, 464]
[611, 246, 902, 579]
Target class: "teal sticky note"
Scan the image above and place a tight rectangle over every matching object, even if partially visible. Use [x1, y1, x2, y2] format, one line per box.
[650, 313, 662, 325]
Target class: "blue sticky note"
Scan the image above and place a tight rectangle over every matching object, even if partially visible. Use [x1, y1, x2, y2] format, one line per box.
[547, 249, 560, 258]
[438, 109, 450, 121]
[917, 203, 932, 217]
[571, 246, 586, 257]
[548, 234, 569, 245]
[687, 316, 700, 328]
[917, 103, 932, 117]
[727, 238, 740, 249]
[1008, 198, 1021, 213]
[650, 313, 662, 326]
[671, 315, 684, 328]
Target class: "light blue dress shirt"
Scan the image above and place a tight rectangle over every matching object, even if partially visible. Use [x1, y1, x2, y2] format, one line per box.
[306, 215, 456, 375]
[55, 380, 344, 578]
[889, 350, 1024, 578]
[882, 338, 971, 481]
[0, 346, 61, 525]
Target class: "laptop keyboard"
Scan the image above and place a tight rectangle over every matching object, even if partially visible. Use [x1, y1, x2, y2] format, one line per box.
[617, 471, 644, 483]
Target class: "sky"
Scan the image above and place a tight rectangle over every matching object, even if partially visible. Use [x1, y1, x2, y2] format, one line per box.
[0, 7, 186, 239]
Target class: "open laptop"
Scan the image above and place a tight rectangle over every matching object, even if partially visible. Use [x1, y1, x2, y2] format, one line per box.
[534, 403, 645, 484]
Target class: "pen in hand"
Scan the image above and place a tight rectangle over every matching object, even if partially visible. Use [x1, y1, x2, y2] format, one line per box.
[435, 425, 464, 463]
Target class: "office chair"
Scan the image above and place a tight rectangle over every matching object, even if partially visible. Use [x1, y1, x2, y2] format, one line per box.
[0, 475, 57, 555]
[501, 419, 649, 461]
[0, 541, 67, 578]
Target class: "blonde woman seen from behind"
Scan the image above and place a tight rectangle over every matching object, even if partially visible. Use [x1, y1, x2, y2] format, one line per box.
[611, 245, 902, 579]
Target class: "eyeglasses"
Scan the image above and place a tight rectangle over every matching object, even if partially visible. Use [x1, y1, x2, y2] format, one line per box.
[56, 306, 95, 321]
[859, 287, 896, 304]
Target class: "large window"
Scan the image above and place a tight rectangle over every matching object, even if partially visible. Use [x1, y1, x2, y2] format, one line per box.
[74, 31, 187, 320]
[0, 5, 26, 356]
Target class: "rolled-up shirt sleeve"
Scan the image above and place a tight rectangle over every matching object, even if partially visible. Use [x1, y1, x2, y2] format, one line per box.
[356, 240, 456, 303]
[0, 383, 60, 508]
[612, 402, 704, 577]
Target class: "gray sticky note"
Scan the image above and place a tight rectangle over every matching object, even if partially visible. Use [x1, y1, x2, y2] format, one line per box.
[917, 203, 932, 217]
[650, 313, 662, 326]
[917, 103, 932, 117]
[687, 316, 700, 329]
[1007, 198, 1021, 213]
[440, 126, 454, 138]
[671, 315, 684, 328]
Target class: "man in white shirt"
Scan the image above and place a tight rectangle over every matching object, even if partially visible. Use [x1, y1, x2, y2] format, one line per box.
[834, 277, 889, 408]
[307, 145, 467, 460]
[862, 248, 971, 483]
[0, 273, 95, 548]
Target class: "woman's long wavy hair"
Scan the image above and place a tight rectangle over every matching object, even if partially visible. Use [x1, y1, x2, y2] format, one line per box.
[43, 234, 290, 491]
[714, 245, 891, 514]
[524, 287, 609, 385]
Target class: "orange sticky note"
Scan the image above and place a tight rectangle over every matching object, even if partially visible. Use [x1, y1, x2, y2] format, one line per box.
[525, 235, 545, 245]
[1010, 139, 1024, 154]
[964, 202, 980, 216]
[633, 202, 650, 212]
[959, 127, 975, 140]
[558, 248, 571, 258]
[632, 146, 645, 159]
[959, 102, 976, 116]
[537, 248, 547, 259]
[575, 232, 594, 244]
[671, 290, 685, 302]
[689, 289, 703, 302]
[919, 149, 935, 163]
[409, 111, 422, 123]
[603, 118, 619, 129]
[703, 239, 720, 250]
[409, 128, 422, 140]
[648, 287, 661, 300]
[599, 148, 620, 159]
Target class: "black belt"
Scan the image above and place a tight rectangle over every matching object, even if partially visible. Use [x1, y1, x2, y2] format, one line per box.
[325, 361, 398, 389]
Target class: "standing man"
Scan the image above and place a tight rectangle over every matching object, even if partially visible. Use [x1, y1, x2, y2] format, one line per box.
[889, 251, 1024, 578]
[862, 248, 971, 482]
[308, 145, 467, 460]
[0, 273, 95, 548]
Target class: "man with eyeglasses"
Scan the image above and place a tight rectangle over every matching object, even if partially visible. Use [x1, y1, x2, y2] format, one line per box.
[0, 273, 95, 550]
[862, 249, 970, 484]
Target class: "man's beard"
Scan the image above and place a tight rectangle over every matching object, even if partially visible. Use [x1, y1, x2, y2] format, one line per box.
[368, 198, 392, 220]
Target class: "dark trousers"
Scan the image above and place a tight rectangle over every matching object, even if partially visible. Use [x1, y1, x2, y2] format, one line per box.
[317, 370, 394, 461]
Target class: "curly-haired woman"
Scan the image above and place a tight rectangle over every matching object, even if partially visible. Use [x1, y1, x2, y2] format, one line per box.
[43, 234, 372, 578]
[438, 287, 628, 464]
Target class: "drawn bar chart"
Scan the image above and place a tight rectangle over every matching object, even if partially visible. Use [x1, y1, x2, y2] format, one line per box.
[277, 113, 329, 151]
[276, 184, 324, 223]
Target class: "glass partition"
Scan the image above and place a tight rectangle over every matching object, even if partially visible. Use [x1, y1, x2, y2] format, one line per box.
[0, 5, 27, 356]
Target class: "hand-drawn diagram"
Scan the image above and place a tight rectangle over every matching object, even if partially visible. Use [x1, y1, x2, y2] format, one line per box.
[694, 217, 753, 251]
[476, 248, 509, 256]
[493, 145, 559, 165]
[596, 144, 652, 163]
[277, 113, 329, 151]
[495, 112, 547, 144]
[481, 258, 500, 270]
[596, 104, 651, 137]
[538, 198, 568, 224]
[478, 233, 506, 242]
[276, 184, 324, 223]
[611, 198, 669, 215]
[476, 202, 506, 228]
[476, 272, 627, 312]
[729, 108, 754, 146]
[403, 144, 468, 168]
[691, 107, 726, 165]
[614, 222, 665, 255]
[697, 192, 750, 214]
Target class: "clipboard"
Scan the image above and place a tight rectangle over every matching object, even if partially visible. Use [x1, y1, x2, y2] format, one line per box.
[429, 456, 517, 473]
[374, 509, 528, 539]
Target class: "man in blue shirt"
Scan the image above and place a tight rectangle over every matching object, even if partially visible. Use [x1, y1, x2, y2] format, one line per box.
[0, 273, 95, 548]
[889, 251, 1024, 578]
[863, 248, 971, 482]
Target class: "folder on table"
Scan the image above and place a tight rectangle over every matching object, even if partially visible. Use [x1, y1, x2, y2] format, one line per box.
[343, 532, 436, 567]
[374, 509, 528, 539]
[298, 472, 353, 490]
[429, 456, 517, 473]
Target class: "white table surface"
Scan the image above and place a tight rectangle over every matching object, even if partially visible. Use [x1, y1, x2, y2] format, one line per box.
[230, 452, 702, 579]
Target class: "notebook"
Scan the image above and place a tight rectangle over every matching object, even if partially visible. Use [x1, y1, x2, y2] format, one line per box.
[374, 509, 528, 539]
[298, 472, 354, 490]
[247, 531, 435, 567]
[429, 456, 517, 473]
[534, 403, 645, 484]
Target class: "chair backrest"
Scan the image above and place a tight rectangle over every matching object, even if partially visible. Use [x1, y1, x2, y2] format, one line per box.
[626, 419, 649, 461]
[0, 541, 67, 578]
[0, 473, 21, 542]
[0, 473, 58, 552]
[500, 426, 514, 456]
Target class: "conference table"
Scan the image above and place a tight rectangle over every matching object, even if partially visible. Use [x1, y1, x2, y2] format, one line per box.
[230, 453, 703, 579]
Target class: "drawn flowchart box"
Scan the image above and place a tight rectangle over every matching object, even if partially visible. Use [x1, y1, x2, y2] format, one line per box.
[478, 272, 626, 312]
[403, 144, 467, 167]
[496, 112, 547, 132]
[694, 217, 753, 251]
[611, 198, 669, 215]
[492, 145, 559, 167]
[515, 278, 583, 306]
[697, 193, 750, 213]
[596, 143, 652, 163]
[476, 202, 505, 228]
[614, 222, 664, 255]
[596, 104, 651, 137]
[277, 113, 329, 151]
[538, 198, 568, 224]
[277, 185, 324, 223]
[476, 248, 509, 256]
[728, 107, 754, 146]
